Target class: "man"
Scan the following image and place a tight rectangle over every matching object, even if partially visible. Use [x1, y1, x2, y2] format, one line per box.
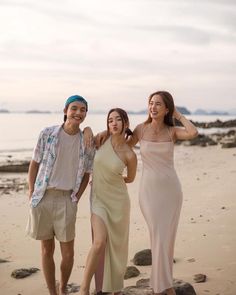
[27, 95, 94, 295]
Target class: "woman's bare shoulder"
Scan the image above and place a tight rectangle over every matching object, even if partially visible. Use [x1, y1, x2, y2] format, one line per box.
[134, 122, 145, 131]
[133, 122, 145, 137]
[94, 130, 108, 148]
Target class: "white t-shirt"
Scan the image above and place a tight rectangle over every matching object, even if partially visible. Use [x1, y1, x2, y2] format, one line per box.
[48, 128, 80, 190]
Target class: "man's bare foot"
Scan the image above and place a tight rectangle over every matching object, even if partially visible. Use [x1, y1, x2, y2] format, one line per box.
[59, 289, 68, 295]
[55, 281, 60, 295]
[59, 287, 69, 295]
[56, 282, 68, 295]
[78, 286, 89, 295]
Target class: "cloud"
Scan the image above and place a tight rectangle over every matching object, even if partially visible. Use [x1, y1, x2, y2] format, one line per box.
[0, 0, 235, 111]
[0, 0, 100, 27]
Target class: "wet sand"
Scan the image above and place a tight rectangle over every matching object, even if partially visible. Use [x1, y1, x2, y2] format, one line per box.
[0, 145, 236, 295]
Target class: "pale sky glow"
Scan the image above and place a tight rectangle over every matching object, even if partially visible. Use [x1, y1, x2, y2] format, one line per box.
[0, 0, 236, 112]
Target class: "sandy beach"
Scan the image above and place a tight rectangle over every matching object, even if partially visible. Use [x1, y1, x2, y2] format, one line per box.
[0, 145, 236, 295]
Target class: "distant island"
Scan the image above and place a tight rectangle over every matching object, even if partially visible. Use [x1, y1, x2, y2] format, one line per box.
[0, 109, 9, 113]
[127, 106, 191, 115]
[0, 107, 235, 115]
[193, 109, 229, 116]
[25, 110, 51, 114]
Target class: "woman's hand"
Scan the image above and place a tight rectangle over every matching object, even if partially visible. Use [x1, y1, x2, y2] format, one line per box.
[173, 107, 182, 121]
[83, 126, 94, 148]
[172, 106, 198, 140]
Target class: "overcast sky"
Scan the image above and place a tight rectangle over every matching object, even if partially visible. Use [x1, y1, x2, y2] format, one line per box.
[0, 0, 235, 112]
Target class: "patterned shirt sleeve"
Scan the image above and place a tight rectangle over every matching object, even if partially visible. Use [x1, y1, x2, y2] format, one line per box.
[32, 129, 45, 163]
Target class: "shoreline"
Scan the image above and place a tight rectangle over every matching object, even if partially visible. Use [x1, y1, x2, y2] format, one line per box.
[0, 145, 236, 294]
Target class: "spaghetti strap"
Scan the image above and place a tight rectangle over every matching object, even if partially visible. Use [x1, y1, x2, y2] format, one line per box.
[140, 123, 147, 140]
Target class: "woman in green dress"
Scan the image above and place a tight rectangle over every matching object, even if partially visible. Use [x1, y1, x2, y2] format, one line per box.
[79, 108, 137, 295]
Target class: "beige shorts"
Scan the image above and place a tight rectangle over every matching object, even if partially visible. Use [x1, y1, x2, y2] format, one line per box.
[26, 189, 77, 242]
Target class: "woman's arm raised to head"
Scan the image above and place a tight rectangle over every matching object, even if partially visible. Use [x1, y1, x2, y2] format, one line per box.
[172, 108, 198, 141]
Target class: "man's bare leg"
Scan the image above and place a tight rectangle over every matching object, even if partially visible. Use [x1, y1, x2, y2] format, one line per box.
[59, 239, 75, 295]
[41, 239, 57, 295]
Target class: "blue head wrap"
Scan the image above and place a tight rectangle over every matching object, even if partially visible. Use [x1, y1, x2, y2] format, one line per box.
[65, 95, 88, 111]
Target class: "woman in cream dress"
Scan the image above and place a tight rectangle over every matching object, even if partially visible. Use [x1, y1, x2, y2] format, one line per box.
[128, 91, 198, 295]
[79, 108, 137, 295]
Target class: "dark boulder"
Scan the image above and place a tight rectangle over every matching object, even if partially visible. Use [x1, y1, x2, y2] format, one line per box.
[193, 273, 207, 283]
[132, 249, 152, 266]
[124, 266, 140, 279]
[11, 268, 40, 279]
[123, 278, 196, 295]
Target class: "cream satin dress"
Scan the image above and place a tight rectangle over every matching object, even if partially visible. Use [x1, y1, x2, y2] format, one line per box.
[139, 126, 183, 293]
[90, 137, 130, 292]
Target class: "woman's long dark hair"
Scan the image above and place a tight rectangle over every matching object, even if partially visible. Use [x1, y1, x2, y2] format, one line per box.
[102, 108, 133, 145]
[145, 91, 174, 126]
